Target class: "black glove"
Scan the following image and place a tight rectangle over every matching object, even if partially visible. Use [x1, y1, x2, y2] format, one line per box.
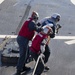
[38, 27, 43, 32]
[56, 24, 62, 34]
[56, 24, 62, 29]
[37, 22, 42, 26]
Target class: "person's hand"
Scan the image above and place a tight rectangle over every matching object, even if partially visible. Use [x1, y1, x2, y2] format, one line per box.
[56, 24, 62, 28]
[56, 24, 62, 34]
[37, 22, 42, 26]
[40, 44, 45, 53]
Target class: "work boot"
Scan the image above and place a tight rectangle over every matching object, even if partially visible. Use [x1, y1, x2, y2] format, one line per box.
[44, 66, 50, 71]
[15, 70, 21, 75]
[21, 66, 31, 72]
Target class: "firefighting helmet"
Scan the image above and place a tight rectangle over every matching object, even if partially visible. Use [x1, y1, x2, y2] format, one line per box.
[51, 13, 61, 21]
[31, 11, 39, 20]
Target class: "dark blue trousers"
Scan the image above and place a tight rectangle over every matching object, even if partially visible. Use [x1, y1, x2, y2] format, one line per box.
[16, 36, 29, 70]
[44, 45, 51, 63]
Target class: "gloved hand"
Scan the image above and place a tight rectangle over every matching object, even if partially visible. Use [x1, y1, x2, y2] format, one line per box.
[40, 44, 45, 53]
[40, 53, 45, 58]
[56, 24, 62, 28]
[37, 22, 42, 26]
[56, 24, 62, 34]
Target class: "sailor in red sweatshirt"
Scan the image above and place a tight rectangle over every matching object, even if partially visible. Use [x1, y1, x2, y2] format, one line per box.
[30, 25, 53, 75]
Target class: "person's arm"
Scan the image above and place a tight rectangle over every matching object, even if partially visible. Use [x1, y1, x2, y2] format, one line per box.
[28, 21, 42, 32]
[46, 36, 51, 45]
[40, 38, 48, 53]
[55, 24, 62, 34]
[49, 26, 55, 38]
